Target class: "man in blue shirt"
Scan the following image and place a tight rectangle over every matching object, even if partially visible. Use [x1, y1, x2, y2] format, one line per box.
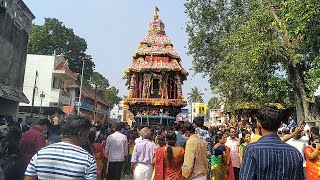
[174, 122, 186, 148]
[240, 106, 304, 180]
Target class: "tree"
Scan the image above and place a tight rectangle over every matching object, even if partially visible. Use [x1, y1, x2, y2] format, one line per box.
[185, 0, 320, 122]
[208, 97, 220, 110]
[187, 87, 204, 103]
[103, 86, 122, 106]
[28, 18, 95, 80]
[88, 72, 110, 90]
[89, 71, 121, 106]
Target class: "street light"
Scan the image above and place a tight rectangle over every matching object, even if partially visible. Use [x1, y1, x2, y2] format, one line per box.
[77, 55, 92, 116]
[189, 101, 193, 122]
[39, 91, 45, 117]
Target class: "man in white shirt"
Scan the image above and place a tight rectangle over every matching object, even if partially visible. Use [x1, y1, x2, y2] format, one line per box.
[105, 123, 128, 180]
[286, 127, 306, 177]
[226, 127, 240, 180]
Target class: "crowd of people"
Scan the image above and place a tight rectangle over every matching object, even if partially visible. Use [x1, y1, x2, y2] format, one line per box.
[0, 105, 319, 180]
[136, 109, 170, 116]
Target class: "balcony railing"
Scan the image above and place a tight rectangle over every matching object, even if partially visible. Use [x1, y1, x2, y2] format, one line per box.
[73, 101, 109, 115]
[97, 108, 110, 115]
[51, 89, 71, 106]
[73, 101, 94, 111]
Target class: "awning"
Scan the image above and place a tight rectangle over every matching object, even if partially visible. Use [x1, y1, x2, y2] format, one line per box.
[0, 84, 29, 104]
[19, 106, 65, 115]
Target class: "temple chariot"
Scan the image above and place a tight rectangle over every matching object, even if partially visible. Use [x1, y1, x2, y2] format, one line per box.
[123, 7, 188, 126]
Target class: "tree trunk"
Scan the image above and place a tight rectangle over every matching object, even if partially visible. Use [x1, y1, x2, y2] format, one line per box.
[292, 87, 304, 124]
[288, 64, 320, 123]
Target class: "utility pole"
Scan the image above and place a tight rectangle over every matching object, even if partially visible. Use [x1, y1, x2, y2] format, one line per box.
[77, 55, 91, 116]
[190, 101, 193, 122]
[39, 91, 45, 117]
[30, 71, 38, 119]
[93, 84, 98, 124]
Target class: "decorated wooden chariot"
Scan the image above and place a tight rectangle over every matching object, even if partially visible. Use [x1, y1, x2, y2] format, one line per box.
[123, 7, 188, 126]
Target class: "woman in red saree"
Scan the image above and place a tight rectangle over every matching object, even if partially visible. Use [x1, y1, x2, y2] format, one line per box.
[304, 135, 320, 180]
[88, 130, 108, 180]
[226, 146, 235, 180]
[154, 131, 185, 180]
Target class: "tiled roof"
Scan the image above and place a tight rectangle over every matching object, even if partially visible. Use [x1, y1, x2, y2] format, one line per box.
[0, 84, 29, 103]
[54, 62, 77, 80]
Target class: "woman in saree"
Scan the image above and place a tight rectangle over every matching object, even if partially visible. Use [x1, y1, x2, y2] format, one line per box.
[153, 131, 185, 180]
[87, 130, 108, 180]
[239, 130, 251, 166]
[304, 134, 320, 180]
[211, 133, 228, 180]
[222, 131, 235, 180]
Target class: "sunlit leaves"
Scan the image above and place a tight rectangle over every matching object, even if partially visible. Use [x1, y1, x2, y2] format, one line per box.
[185, 0, 320, 112]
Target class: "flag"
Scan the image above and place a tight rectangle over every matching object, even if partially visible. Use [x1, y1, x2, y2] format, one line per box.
[155, 6, 160, 12]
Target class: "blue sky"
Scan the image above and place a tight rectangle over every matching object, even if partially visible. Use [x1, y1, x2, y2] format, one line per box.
[24, 0, 212, 104]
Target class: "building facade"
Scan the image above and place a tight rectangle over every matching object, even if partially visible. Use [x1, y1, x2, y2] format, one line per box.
[19, 54, 111, 124]
[190, 103, 207, 122]
[110, 100, 124, 122]
[19, 54, 77, 121]
[0, 0, 35, 118]
[209, 109, 223, 125]
[72, 85, 111, 124]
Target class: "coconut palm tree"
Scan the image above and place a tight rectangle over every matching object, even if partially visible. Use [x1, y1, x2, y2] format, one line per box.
[187, 87, 204, 103]
[187, 87, 204, 121]
[208, 97, 221, 110]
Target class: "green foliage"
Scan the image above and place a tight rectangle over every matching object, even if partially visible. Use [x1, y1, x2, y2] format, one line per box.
[88, 71, 121, 106]
[305, 59, 320, 102]
[89, 72, 110, 90]
[185, 0, 320, 113]
[103, 86, 122, 106]
[28, 18, 95, 80]
[208, 97, 220, 110]
[187, 87, 204, 103]
[28, 18, 121, 106]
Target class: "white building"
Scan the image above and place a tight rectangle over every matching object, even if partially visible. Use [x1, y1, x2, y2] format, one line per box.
[19, 54, 77, 120]
[209, 109, 224, 125]
[110, 100, 124, 122]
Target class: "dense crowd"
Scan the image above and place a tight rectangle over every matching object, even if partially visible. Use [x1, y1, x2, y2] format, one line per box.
[0, 105, 319, 180]
[136, 108, 170, 116]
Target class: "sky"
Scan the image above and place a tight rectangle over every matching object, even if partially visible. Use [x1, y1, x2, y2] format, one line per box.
[23, 0, 212, 104]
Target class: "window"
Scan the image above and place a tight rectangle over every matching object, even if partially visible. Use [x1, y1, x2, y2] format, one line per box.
[52, 77, 56, 88]
[58, 79, 64, 89]
[119, 107, 123, 111]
